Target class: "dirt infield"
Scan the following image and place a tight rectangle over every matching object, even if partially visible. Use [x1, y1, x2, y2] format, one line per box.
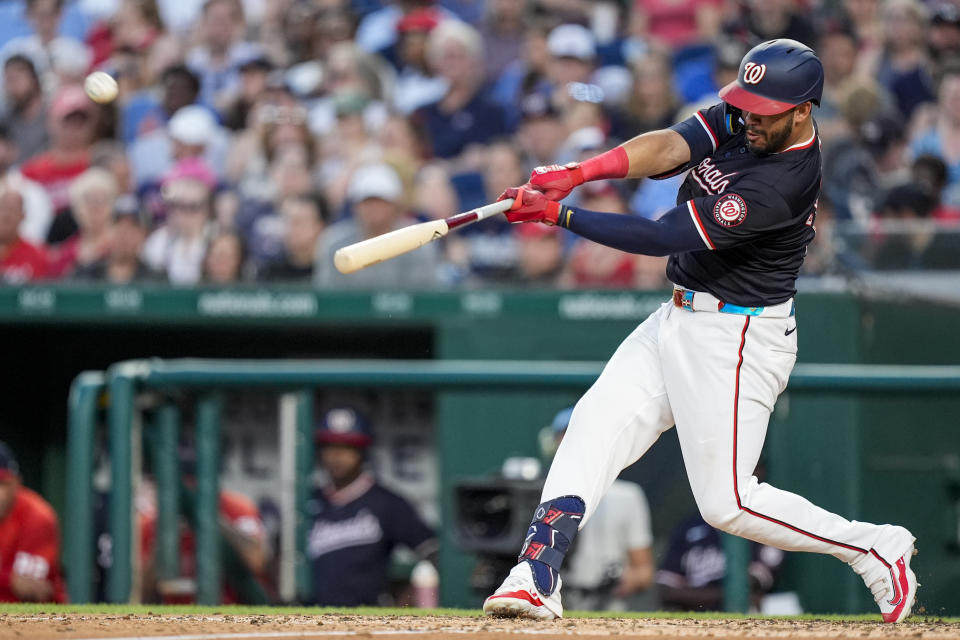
[3, 613, 960, 640]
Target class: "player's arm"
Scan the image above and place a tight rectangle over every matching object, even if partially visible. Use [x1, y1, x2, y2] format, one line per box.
[504, 172, 795, 254]
[575, 129, 693, 182]
[622, 130, 693, 179]
[657, 567, 724, 610]
[524, 104, 733, 200]
[7, 508, 62, 602]
[382, 492, 438, 563]
[11, 572, 54, 602]
[658, 582, 724, 611]
[220, 515, 268, 574]
[615, 484, 655, 597]
[614, 547, 655, 597]
[524, 131, 691, 201]
[4, 549, 56, 602]
[501, 186, 708, 256]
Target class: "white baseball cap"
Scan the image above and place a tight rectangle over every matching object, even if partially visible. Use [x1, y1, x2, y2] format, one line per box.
[168, 105, 217, 147]
[49, 38, 93, 77]
[347, 163, 403, 203]
[547, 24, 597, 62]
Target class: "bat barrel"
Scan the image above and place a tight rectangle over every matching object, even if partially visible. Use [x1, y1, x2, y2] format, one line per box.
[333, 199, 514, 275]
[334, 219, 449, 274]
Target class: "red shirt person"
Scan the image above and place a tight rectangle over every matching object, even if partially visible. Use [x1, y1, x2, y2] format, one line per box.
[0, 441, 66, 603]
[139, 487, 268, 604]
[0, 186, 47, 283]
[21, 85, 95, 242]
[137, 446, 270, 605]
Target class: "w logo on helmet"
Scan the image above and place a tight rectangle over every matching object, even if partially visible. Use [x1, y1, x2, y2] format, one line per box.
[743, 62, 767, 84]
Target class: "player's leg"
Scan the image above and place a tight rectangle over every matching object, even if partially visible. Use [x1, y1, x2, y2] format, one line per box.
[484, 304, 675, 619]
[662, 310, 917, 622]
[540, 335, 675, 521]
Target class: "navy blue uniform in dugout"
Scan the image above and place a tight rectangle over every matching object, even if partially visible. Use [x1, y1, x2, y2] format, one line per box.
[656, 514, 785, 609]
[306, 473, 436, 606]
[664, 103, 821, 306]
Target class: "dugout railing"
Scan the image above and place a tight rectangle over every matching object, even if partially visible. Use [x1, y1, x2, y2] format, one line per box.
[65, 359, 960, 612]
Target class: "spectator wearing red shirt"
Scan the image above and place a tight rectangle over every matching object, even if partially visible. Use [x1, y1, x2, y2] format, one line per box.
[0, 186, 47, 283]
[137, 451, 270, 604]
[632, 0, 724, 50]
[0, 123, 53, 245]
[21, 85, 95, 243]
[0, 440, 66, 603]
[139, 489, 269, 604]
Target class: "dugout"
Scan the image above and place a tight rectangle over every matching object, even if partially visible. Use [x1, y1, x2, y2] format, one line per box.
[1, 285, 958, 615]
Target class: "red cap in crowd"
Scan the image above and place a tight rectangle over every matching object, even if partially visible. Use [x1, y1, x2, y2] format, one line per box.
[397, 8, 442, 33]
[162, 157, 218, 191]
[50, 85, 93, 121]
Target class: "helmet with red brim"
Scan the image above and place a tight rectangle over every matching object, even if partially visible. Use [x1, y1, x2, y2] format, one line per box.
[719, 39, 824, 116]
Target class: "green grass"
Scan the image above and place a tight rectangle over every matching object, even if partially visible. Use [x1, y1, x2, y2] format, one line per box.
[0, 604, 473, 617]
[0, 603, 958, 623]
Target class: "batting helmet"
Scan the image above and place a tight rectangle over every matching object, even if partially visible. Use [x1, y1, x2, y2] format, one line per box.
[719, 39, 824, 116]
[315, 406, 373, 448]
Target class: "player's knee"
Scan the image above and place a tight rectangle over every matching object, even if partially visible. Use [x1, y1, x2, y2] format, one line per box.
[699, 506, 736, 532]
[696, 496, 744, 534]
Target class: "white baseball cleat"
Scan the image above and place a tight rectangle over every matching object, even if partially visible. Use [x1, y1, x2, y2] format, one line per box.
[871, 546, 918, 623]
[482, 561, 563, 620]
[852, 527, 918, 623]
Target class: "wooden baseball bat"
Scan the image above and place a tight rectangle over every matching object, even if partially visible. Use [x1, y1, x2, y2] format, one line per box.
[333, 199, 515, 274]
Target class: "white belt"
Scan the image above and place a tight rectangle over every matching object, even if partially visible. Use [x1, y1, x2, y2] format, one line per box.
[672, 286, 795, 318]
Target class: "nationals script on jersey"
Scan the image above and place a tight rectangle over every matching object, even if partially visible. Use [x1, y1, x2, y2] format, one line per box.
[656, 103, 821, 307]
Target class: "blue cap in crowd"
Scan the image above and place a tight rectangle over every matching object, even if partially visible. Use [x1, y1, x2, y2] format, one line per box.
[316, 407, 373, 448]
[0, 440, 20, 481]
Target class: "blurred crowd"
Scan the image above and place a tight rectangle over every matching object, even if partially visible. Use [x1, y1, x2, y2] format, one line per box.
[0, 0, 958, 289]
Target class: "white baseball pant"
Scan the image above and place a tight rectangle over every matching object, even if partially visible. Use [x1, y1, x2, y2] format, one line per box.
[543, 297, 909, 565]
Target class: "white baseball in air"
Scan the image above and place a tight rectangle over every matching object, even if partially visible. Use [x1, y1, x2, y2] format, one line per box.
[84, 71, 118, 104]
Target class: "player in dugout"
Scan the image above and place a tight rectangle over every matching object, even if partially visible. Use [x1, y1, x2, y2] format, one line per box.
[92, 445, 271, 604]
[483, 40, 917, 623]
[0, 440, 66, 602]
[657, 460, 787, 613]
[306, 406, 437, 607]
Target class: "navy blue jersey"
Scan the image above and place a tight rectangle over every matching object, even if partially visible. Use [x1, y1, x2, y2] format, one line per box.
[416, 86, 511, 159]
[660, 103, 821, 306]
[306, 473, 436, 606]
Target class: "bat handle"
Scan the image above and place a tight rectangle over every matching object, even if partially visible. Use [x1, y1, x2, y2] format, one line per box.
[476, 198, 515, 220]
[446, 198, 515, 230]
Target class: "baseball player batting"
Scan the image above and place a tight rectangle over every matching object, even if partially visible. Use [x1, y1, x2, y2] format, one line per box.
[483, 40, 917, 623]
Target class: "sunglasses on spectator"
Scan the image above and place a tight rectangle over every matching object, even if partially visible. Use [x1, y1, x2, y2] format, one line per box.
[164, 199, 207, 212]
[567, 82, 605, 104]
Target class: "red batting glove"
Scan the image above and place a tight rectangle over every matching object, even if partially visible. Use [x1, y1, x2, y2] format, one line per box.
[528, 147, 630, 200]
[499, 186, 561, 225]
[528, 163, 584, 201]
